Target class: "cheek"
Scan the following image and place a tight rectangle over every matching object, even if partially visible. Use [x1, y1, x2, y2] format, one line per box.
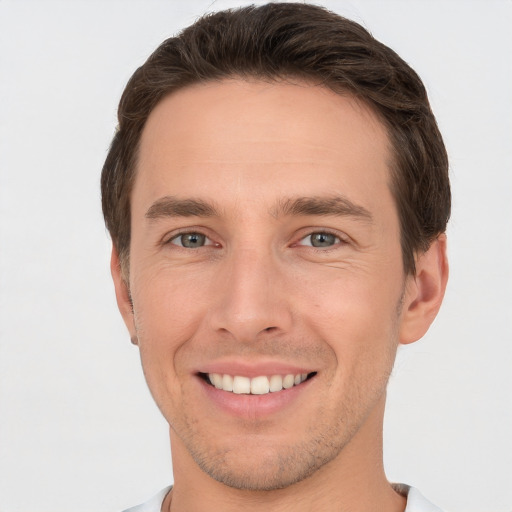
[310, 275, 401, 402]
[131, 267, 206, 418]
[133, 263, 208, 326]
[130, 265, 212, 381]
[296, 264, 403, 359]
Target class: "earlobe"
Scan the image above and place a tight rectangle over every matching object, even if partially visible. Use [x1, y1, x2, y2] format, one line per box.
[110, 245, 137, 344]
[399, 234, 449, 345]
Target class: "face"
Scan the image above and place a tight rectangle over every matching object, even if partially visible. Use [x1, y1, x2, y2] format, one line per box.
[119, 79, 415, 490]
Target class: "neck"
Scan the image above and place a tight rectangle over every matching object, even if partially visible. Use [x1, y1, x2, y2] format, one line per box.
[167, 396, 406, 512]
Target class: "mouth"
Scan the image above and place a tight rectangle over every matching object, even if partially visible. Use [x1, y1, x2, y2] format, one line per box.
[199, 371, 317, 395]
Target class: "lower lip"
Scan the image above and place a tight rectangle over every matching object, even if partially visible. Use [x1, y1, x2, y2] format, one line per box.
[197, 376, 314, 419]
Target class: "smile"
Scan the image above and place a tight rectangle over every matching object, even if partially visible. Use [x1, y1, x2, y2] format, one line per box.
[203, 372, 316, 395]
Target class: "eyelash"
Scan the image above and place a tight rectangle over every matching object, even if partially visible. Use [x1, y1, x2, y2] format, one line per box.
[165, 230, 217, 248]
[294, 230, 348, 250]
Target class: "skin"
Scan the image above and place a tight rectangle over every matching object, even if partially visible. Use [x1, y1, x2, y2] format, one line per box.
[112, 79, 448, 512]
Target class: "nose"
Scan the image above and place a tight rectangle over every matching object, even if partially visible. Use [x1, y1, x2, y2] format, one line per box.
[208, 247, 292, 343]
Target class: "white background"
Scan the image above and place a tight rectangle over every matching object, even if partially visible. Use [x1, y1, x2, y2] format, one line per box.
[1, 1, 511, 511]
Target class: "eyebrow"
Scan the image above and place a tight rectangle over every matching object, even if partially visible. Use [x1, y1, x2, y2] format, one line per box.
[145, 196, 219, 219]
[145, 194, 373, 223]
[271, 195, 373, 222]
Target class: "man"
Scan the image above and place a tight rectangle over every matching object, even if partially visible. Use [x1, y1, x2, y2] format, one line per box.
[101, 3, 450, 511]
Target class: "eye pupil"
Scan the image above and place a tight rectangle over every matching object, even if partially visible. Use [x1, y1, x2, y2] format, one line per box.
[181, 233, 205, 248]
[310, 233, 336, 247]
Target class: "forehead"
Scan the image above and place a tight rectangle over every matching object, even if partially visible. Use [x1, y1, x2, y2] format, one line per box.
[134, 79, 393, 218]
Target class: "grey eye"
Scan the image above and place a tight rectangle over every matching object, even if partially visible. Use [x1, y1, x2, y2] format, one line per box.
[308, 232, 338, 247]
[173, 233, 207, 248]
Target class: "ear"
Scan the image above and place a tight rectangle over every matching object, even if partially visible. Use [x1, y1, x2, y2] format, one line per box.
[399, 234, 449, 345]
[110, 245, 137, 344]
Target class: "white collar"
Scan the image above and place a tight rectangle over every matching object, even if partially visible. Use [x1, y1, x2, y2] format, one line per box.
[393, 484, 445, 512]
[123, 484, 445, 512]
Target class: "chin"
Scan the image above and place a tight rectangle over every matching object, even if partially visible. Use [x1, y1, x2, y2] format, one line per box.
[184, 430, 344, 491]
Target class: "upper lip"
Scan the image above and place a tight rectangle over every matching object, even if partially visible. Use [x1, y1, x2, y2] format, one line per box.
[196, 359, 315, 378]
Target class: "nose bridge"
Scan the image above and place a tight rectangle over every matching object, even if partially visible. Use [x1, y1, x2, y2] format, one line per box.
[209, 244, 291, 341]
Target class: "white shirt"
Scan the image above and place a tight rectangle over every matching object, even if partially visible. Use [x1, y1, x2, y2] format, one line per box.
[123, 484, 445, 512]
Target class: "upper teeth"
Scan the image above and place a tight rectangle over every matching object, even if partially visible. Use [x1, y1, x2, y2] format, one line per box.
[208, 373, 308, 394]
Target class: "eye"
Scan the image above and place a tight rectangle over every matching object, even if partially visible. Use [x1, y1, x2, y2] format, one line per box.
[169, 232, 211, 248]
[299, 232, 342, 248]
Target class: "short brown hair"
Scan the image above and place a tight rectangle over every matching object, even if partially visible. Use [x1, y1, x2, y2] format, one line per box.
[101, 2, 450, 275]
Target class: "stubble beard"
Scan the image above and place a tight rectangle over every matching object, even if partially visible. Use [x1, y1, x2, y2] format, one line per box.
[173, 405, 361, 491]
